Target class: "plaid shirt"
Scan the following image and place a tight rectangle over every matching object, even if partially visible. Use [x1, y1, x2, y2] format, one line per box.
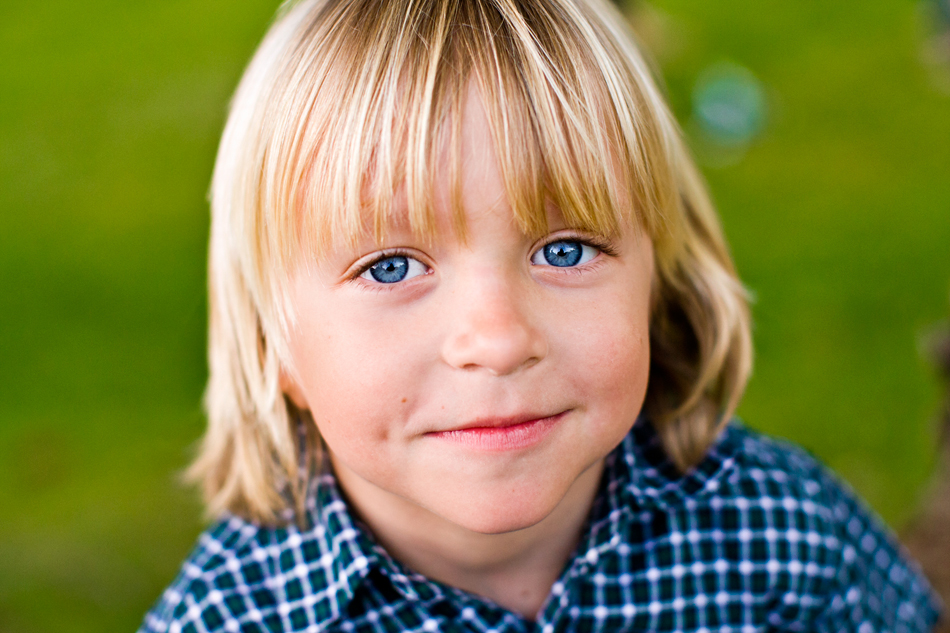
[140, 421, 942, 632]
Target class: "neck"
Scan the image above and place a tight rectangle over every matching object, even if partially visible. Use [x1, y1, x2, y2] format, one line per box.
[332, 459, 605, 620]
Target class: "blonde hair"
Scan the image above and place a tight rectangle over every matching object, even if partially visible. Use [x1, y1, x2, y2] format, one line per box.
[192, 0, 753, 524]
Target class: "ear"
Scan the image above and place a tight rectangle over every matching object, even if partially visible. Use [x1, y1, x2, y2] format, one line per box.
[279, 367, 309, 410]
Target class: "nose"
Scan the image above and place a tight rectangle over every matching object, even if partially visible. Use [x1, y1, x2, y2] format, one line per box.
[440, 274, 548, 376]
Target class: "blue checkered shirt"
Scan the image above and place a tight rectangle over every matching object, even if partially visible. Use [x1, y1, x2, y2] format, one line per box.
[140, 421, 942, 632]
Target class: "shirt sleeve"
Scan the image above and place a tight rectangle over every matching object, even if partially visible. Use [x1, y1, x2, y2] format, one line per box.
[810, 466, 943, 633]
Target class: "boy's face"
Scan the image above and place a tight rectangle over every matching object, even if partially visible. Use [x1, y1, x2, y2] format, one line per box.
[282, 89, 654, 536]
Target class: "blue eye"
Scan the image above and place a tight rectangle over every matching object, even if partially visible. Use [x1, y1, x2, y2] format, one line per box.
[360, 255, 428, 284]
[531, 240, 597, 267]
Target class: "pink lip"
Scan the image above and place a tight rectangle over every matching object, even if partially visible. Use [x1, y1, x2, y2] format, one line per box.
[427, 411, 568, 452]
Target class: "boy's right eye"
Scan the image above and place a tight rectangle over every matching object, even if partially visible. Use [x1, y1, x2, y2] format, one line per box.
[359, 255, 429, 284]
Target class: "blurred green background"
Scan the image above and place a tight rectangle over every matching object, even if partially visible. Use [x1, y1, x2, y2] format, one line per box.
[1, 0, 948, 630]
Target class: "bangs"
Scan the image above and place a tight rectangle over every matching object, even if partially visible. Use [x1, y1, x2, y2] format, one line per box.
[254, 0, 676, 271]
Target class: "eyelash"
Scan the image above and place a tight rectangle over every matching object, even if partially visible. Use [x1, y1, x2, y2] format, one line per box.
[351, 249, 429, 282]
[536, 234, 618, 261]
[349, 234, 617, 286]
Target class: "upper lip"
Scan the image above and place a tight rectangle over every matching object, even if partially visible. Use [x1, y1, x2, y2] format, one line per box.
[432, 410, 567, 433]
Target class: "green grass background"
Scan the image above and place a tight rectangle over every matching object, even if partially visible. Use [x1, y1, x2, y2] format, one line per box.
[1, 0, 948, 630]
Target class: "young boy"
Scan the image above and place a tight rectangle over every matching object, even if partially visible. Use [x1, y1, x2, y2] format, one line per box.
[141, 0, 943, 630]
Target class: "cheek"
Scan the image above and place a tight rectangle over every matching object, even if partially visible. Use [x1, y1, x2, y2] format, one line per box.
[284, 318, 368, 425]
[288, 302, 377, 393]
[590, 312, 650, 395]
[285, 309, 425, 446]
[560, 284, 652, 422]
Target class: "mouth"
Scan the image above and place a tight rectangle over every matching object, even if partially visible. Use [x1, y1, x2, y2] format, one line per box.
[426, 410, 569, 452]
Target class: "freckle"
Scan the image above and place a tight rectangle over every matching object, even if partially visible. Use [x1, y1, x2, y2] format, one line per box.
[401, 398, 407, 403]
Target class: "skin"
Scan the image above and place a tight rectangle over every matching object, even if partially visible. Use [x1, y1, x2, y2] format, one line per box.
[281, 87, 654, 619]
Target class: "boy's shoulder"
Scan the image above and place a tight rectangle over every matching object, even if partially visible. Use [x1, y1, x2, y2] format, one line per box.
[619, 419, 894, 554]
[139, 474, 376, 633]
[599, 419, 942, 630]
[718, 421, 850, 503]
[619, 418, 849, 512]
[706, 422, 887, 530]
[139, 516, 277, 632]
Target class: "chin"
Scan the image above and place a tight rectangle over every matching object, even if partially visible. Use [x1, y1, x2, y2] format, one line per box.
[453, 512, 550, 536]
[434, 488, 564, 535]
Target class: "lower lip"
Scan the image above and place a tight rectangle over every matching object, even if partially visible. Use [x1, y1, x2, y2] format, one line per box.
[428, 412, 567, 452]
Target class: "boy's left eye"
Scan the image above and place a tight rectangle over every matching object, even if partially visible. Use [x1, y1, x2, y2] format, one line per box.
[359, 255, 429, 284]
[530, 239, 598, 268]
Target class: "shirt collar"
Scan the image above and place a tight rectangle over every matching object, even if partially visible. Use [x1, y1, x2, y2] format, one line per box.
[288, 472, 381, 622]
[571, 418, 742, 571]
[616, 417, 741, 510]
[298, 470, 452, 624]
